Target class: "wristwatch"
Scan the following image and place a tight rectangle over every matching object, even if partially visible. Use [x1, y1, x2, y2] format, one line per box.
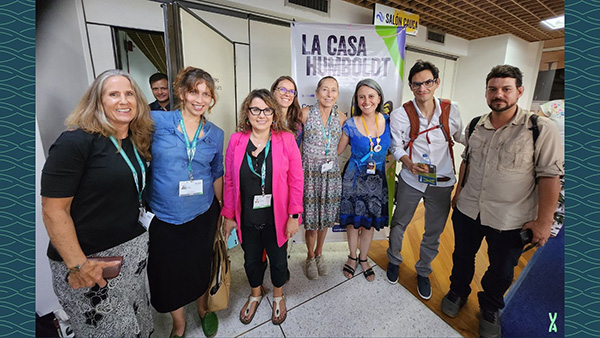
[289, 213, 300, 219]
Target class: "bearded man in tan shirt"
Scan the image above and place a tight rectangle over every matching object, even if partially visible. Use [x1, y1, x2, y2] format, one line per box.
[440, 65, 564, 338]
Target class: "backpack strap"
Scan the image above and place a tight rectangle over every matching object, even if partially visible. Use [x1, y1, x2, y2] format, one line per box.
[528, 114, 539, 165]
[402, 101, 420, 160]
[461, 115, 482, 187]
[438, 98, 455, 172]
[529, 114, 539, 143]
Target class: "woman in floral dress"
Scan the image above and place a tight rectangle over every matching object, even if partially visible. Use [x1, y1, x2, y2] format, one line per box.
[299, 76, 346, 280]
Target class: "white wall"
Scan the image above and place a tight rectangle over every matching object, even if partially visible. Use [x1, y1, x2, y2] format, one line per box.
[207, 0, 373, 25]
[36, 0, 93, 156]
[454, 34, 543, 137]
[505, 35, 544, 110]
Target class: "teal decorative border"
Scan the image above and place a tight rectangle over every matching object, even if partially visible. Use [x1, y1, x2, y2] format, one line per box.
[564, 2, 599, 336]
[0, 0, 35, 336]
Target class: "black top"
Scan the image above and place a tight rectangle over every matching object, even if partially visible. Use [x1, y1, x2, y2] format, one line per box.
[149, 100, 170, 111]
[41, 129, 146, 261]
[240, 139, 274, 228]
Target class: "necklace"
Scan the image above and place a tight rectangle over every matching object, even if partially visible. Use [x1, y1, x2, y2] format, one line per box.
[361, 114, 381, 153]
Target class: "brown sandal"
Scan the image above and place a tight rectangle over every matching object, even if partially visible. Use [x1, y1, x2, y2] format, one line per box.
[271, 295, 287, 325]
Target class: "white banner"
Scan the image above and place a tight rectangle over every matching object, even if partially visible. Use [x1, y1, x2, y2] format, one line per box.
[290, 22, 406, 242]
[291, 22, 407, 116]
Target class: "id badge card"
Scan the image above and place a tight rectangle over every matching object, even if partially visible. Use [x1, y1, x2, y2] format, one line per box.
[179, 179, 203, 196]
[321, 160, 334, 173]
[253, 194, 272, 209]
[138, 207, 155, 231]
[366, 161, 376, 175]
[417, 163, 437, 185]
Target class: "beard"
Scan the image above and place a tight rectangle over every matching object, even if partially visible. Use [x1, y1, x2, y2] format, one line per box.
[488, 99, 516, 113]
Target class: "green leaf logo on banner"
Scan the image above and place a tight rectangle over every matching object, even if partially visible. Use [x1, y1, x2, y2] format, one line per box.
[375, 25, 406, 77]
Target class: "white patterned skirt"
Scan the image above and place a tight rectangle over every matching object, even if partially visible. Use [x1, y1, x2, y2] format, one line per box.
[48, 231, 153, 338]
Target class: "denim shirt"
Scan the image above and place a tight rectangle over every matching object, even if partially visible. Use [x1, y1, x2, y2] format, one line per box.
[147, 110, 224, 224]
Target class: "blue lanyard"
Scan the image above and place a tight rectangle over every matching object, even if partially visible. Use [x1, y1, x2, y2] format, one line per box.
[108, 136, 145, 206]
[246, 138, 271, 195]
[318, 109, 333, 156]
[179, 111, 204, 180]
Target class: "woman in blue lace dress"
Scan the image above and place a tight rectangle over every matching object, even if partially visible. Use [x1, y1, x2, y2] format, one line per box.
[337, 79, 391, 282]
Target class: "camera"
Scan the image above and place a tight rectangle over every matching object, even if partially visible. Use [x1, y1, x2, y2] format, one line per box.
[520, 228, 533, 245]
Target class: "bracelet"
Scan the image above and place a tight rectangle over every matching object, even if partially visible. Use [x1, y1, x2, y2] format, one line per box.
[68, 259, 88, 274]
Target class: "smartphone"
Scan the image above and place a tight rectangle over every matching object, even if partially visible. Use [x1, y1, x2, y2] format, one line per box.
[88, 256, 124, 279]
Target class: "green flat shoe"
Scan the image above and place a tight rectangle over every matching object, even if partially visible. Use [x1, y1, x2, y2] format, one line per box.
[200, 311, 218, 338]
[170, 331, 185, 338]
[170, 328, 185, 338]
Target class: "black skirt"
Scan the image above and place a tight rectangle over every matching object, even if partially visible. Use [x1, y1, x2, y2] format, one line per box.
[147, 198, 220, 313]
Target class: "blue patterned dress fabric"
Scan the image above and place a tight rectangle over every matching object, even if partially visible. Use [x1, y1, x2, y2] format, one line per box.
[340, 114, 391, 230]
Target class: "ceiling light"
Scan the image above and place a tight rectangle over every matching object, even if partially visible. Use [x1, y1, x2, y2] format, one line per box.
[541, 15, 564, 30]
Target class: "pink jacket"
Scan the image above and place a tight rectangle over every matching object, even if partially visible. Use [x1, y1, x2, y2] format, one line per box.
[221, 131, 303, 247]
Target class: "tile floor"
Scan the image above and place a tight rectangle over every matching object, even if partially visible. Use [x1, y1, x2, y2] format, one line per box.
[151, 241, 461, 337]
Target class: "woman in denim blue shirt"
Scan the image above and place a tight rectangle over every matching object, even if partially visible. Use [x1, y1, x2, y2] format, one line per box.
[146, 67, 223, 338]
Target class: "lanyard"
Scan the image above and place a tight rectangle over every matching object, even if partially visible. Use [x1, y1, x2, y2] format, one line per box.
[319, 109, 333, 156]
[108, 136, 145, 206]
[179, 111, 204, 180]
[361, 114, 380, 153]
[246, 138, 271, 195]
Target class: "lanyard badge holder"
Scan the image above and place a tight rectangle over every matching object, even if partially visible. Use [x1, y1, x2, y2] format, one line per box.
[248, 137, 272, 209]
[109, 136, 155, 230]
[361, 115, 381, 175]
[179, 113, 204, 197]
[320, 110, 335, 173]
[417, 153, 437, 185]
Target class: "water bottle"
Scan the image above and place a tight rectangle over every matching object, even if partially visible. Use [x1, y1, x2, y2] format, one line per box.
[422, 153, 431, 165]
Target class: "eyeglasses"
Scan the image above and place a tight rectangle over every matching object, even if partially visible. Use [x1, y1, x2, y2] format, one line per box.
[409, 79, 437, 90]
[249, 107, 274, 116]
[277, 87, 297, 96]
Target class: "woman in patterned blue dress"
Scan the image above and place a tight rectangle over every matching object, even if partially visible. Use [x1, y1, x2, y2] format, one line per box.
[337, 79, 391, 282]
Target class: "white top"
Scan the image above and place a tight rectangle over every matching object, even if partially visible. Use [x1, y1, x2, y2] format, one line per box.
[389, 97, 465, 192]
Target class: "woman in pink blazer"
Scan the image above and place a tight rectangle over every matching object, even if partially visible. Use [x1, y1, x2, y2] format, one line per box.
[222, 89, 303, 326]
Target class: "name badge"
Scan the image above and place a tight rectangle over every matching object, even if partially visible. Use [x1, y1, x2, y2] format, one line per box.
[179, 179, 203, 196]
[253, 194, 272, 209]
[366, 161, 376, 175]
[321, 160, 334, 173]
[138, 207, 155, 231]
[417, 163, 437, 185]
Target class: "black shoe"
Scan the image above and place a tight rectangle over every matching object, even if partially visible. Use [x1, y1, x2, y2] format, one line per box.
[479, 309, 501, 338]
[417, 275, 431, 300]
[441, 290, 467, 317]
[386, 263, 399, 284]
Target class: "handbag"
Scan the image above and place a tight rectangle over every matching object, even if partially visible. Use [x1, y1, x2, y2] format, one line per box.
[207, 228, 231, 312]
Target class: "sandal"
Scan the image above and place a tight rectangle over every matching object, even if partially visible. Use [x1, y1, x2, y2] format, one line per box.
[359, 258, 375, 282]
[342, 255, 358, 279]
[272, 295, 287, 325]
[240, 289, 264, 325]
